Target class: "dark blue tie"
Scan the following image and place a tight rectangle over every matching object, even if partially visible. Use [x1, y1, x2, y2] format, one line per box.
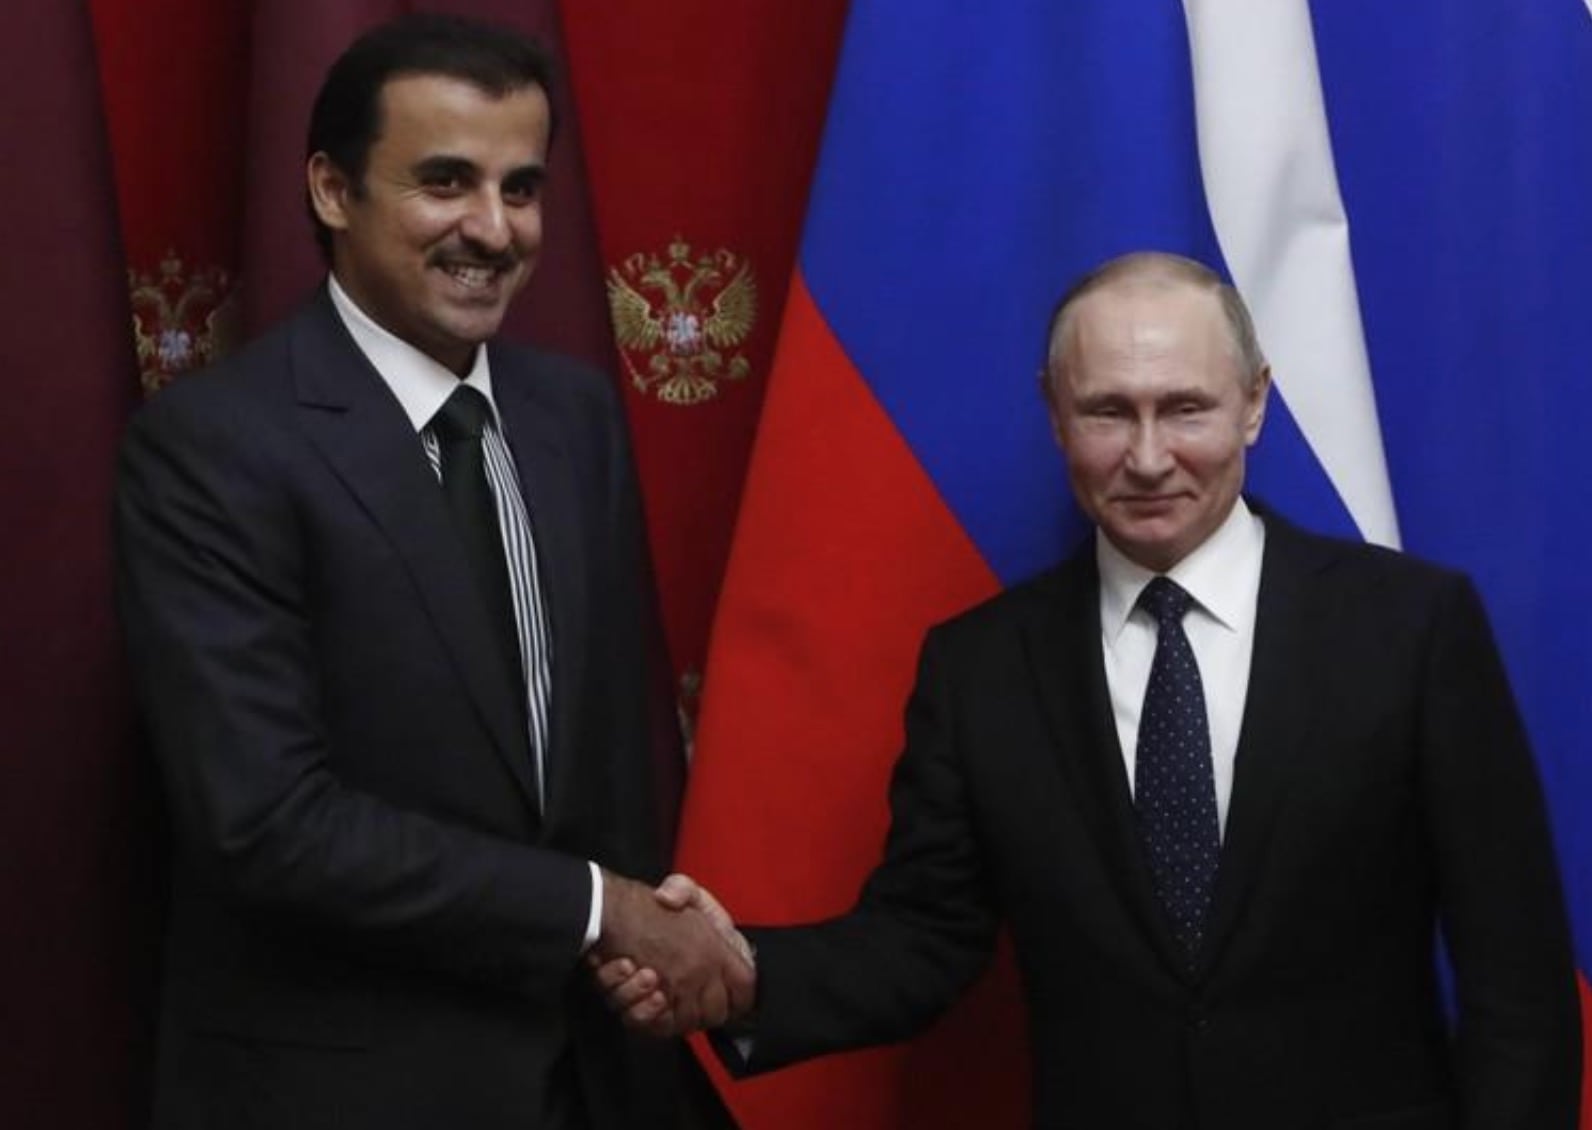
[1134, 576, 1220, 962]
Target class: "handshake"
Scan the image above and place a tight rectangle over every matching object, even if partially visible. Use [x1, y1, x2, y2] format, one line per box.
[592, 871, 755, 1038]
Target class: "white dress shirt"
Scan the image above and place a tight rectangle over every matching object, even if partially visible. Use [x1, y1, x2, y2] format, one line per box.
[1096, 498, 1266, 837]
[327, 274, 603, 949]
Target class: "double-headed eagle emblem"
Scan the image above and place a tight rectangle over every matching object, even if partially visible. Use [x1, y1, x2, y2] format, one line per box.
[607, 237, 757, 406]
[129, 251, 240, 396]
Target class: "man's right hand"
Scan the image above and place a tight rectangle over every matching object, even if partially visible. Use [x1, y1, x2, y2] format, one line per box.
[594, 871, 754, 1036]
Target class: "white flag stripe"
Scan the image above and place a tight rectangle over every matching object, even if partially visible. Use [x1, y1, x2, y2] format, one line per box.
[1182, 0, 1401, 548]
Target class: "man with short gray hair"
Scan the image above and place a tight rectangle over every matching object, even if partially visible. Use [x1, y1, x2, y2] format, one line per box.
[605, 250, 1580, 1128]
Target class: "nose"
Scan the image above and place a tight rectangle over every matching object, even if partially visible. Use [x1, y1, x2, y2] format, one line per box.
[1125, 418, 1173, 479]
[458, 190, 512, 254]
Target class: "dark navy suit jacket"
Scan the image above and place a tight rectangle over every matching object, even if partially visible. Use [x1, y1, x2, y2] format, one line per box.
[117, 290, 673, 1130]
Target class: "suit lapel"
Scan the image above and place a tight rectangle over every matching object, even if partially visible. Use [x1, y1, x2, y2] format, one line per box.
[1197, 512, 1329, 974]
[489, 350, 586, 826]
[289, 294, 541, 808]
[1022, 549, 1190, 973]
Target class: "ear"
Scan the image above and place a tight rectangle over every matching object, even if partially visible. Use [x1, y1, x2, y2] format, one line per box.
[1242, 365, 1272, 446]
[306, 152, 354, 235]
[1049, 401, 1069, 451]
[1038, 369, 1069, 450]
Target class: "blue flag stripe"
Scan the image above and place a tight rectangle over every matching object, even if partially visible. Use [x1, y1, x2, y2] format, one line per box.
[1311, 0, 1592, 966]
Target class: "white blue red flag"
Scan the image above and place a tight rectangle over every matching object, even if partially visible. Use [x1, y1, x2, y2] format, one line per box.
[678, 2, 1592, 1125]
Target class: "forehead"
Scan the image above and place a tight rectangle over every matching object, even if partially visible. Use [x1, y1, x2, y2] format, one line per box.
[1061, 280, 1238, 393]
[371, 72, 550, 163]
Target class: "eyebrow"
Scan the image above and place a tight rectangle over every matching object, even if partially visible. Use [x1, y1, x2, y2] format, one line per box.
[502, 164, 547, 191]
[409, 156, 546, 184]
[1071, 387, 1219, 409]
[411, 155, 477, 181]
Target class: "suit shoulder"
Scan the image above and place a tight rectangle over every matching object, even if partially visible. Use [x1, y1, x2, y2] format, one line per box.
[489, 342, 620, 416]
[923, 559, 1078, 654]
[1280, 519, 1470, 597]
[1259, 516, 1490, 651]
[124, 318, 298, 445]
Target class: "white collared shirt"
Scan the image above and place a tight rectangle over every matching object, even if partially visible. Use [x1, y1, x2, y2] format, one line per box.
[1096, 498, 1266, 836]
[328, 272, 500, 430]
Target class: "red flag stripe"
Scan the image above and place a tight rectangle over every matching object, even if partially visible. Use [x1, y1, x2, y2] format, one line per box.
[679, 274, 1028, 1127]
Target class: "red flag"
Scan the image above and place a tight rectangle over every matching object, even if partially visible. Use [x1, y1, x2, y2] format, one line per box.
[0, 4, 146, 1127]
[560, 0, 849, 731]
[675, 282, 1029, 1129]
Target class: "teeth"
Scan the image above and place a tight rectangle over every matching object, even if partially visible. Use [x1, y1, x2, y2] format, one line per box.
[443, 264, 495, 289]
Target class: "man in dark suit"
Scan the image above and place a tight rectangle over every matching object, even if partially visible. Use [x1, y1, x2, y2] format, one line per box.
[115, 15, 750, 1130]
[603, 252, 1580, 1127]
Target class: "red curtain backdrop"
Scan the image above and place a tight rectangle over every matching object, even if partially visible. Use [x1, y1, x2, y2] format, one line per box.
[92, 0, 249, 396]
[0, 4, 146, 1128]
[560, 0, 849, 734]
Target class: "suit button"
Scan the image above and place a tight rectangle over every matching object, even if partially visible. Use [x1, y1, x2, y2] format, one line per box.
[1186, 1009, 1207, 1031]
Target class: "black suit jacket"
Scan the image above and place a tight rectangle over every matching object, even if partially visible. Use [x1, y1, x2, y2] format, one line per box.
[737, 510, 1580, 1129]
[116, 291, 673, 1129]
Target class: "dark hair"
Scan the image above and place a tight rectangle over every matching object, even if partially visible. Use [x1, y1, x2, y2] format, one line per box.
[305, 13, 557, 259]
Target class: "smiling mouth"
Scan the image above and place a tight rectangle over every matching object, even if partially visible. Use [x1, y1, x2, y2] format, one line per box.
[437, 262, 512, 291]
[1116, 494, 1186, 510]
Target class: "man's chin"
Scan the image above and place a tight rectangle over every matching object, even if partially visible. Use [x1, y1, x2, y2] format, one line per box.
[1102, 518, 1191, 572]
[1105, 505, 1182, 541]
[1111, 493, 1188, 517]
[409, 318, 503, 373]
[432, 307, 511, 350]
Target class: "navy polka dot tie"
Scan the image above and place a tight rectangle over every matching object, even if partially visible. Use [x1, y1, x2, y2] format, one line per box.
[1134, 576, 1220, 963]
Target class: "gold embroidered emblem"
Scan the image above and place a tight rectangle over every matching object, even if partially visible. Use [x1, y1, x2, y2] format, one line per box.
[606, 237, 757, 406]
[129, 250, 241, 396]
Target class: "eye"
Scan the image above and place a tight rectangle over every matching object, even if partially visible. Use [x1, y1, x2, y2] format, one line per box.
[412, 159, 477, 196]
[1081, 400, 1123, 419]
[420, 172, 465, 197]
[501, 171, 545, 206]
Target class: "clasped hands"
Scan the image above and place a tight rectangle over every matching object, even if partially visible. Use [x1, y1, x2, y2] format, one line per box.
[593, 872, 753, 1037]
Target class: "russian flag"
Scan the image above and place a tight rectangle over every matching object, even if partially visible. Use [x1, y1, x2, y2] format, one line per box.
[676, 2, 1592, 1126]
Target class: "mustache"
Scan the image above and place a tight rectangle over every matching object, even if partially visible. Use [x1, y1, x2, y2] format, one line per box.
[427, 242, 519, 271]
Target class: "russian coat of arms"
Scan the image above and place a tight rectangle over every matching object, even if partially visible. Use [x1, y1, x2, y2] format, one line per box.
[128, 251, 240, 396]
[606, 237, 757, 406]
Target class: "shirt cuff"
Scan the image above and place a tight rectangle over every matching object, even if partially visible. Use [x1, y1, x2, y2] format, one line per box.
[582, 861, 603, 953]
